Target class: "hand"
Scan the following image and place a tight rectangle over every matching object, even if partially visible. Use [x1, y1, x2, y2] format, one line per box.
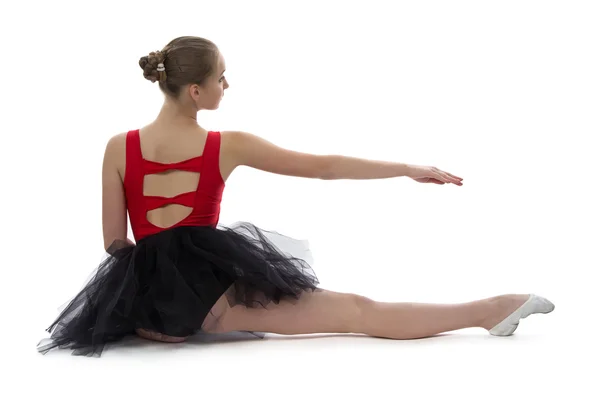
[407, 164, 463, 186]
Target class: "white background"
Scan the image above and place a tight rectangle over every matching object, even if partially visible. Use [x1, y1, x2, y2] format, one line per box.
[2, 0, 598, 398]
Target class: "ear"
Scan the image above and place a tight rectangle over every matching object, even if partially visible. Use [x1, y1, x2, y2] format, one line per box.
[188, 84, 202, 101]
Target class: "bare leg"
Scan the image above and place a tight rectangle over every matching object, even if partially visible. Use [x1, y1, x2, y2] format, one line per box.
[360, 295, 495, 339]
[209, 288, 520, 339]
[363, 294, 530, 338]
[135, 328, 188, 343]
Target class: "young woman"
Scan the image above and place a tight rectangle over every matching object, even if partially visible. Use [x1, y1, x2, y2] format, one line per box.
[37, 36, 554, 357]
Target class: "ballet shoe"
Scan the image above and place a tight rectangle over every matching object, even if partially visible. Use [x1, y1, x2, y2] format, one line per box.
[488, 294, 555, 336]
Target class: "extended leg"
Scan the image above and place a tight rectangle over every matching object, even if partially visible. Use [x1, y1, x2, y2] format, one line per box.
[208, 288, 501, 339]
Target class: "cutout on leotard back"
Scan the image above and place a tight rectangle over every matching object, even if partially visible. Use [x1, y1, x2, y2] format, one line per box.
[144, 170, 200, 228]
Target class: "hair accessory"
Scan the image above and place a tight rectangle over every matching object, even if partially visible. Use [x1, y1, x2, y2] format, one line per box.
[157, 63, 165, 72]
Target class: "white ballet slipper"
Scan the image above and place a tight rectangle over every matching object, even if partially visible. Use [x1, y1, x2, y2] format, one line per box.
[489, 294, 555, 336]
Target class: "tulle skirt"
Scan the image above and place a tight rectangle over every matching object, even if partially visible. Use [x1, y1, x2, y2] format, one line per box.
[37, 221, 320, 357]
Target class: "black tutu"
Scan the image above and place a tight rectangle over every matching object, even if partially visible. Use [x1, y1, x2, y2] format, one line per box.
[37, 221, 320, 357]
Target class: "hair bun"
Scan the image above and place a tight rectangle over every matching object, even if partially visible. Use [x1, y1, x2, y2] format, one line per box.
[139, 50, 167, 83]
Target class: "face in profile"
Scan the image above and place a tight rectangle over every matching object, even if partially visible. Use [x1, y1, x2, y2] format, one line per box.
[195, 52, 229, 110]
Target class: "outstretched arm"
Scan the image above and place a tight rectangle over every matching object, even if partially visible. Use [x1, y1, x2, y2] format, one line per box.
[228, 130, 412, 180]
[229, 130, 332, 179]
[324, 155, 411, 180]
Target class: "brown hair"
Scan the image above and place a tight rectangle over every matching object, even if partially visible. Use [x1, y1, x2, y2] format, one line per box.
[139, 36, 220, 98]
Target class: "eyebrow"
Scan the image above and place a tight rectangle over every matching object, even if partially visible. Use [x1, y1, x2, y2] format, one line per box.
[221, 69, 226, 74]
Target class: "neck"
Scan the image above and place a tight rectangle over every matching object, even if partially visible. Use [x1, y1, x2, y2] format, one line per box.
[154, 97, 200, 129]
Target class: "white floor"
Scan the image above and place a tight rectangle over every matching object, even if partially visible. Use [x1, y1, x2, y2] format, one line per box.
[14, 286, 594, 399]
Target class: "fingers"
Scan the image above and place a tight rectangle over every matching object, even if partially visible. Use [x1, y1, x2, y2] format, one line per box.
[434, 172, 453, 183]
[446, 174, 463, 183]
[433, 167, 463, 184]
[435, 172, 462, 185]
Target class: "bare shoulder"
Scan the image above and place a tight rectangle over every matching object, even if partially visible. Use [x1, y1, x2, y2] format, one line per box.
[219, 130, 331, 179]
[103, 132, 128, 180]
[106, 132, 127, 150]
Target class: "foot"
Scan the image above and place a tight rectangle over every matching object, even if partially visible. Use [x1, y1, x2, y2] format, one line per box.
[481, 294, 555, 336]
